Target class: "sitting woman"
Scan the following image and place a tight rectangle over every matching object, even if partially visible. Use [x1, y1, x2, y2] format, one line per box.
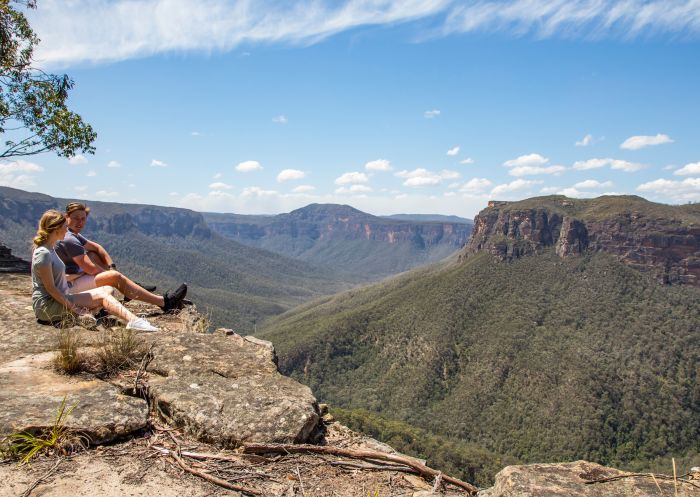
[31, 209, 161, 331]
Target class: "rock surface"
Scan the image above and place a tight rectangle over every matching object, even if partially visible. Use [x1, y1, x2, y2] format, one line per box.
[479, 460, 698, 496]
[464, 195, 700, 286]
[0, 244, 29, 273]
[144, 331, 320, 446]
[0, 352, 148, 444]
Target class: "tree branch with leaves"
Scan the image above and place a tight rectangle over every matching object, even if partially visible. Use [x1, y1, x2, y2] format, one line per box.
[0, 0, 96, 160]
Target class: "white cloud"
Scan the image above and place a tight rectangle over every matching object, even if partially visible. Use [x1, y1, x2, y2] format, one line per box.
[637, 177, 700, 202]
[395, 168, 459, 187]
[28, 1, 700, 68]
[151, 159, 167, 167]
[95, 190, 119, 198]
[540, 186, 560, 194]
[575, 134, 593, 146]
[424, 109, 441, 119]
[0, 160, 44, 174]
[241, 186, 277, 197]
[30, 0, 451, 66]
[509, 165, 565, 176]
[460, 158, 475, 165]
[503, 153, 549, 168]
[442, 1, 700, 39]
[558, 187, 588, 198]
[335, 184, 373, 194]
[491, 179, 542, 196]
[128, 183, 136, 188]
[447, 146, 460, 156]
[213, 172, 222, 179]
[335, 171, 369, 185]
[292, 184, 316, 193]
[107, 160, 121, 168]
[444, 191, 456, 197]
[272, 115, 288, 124]
[620, 133, 674, 150]
[69, 154, 88, 165]
[87, 170, 97, 177]
[674, 161, 700, 176]
[365, 159, 392, 171]
[277, 169, 306, 182]
[236, 160, 263, 172]
[460, 178, 492, 193]
[209, 182, 233, 190]
[574, 179, 614, 189]
[573, 158, 644, 172]
[191, 131, 202, 136]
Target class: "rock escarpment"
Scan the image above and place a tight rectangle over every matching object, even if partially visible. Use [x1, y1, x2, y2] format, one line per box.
[0, 244, 29, 273]
[463, 195, 700, 286]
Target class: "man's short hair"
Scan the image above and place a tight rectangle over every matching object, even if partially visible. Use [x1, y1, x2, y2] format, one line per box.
[66, 202, 90, 216]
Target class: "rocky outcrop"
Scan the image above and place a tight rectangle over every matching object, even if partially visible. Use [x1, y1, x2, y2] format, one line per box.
[0, 244, 29, 273]
[479, 460, 693, 496]
[463, 196, 700, 286]
[144, 331, 320, 446]
[0, 352, 148, 444]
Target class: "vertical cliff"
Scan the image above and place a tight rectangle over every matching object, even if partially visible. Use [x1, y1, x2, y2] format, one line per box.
[462, 195, 700, 286]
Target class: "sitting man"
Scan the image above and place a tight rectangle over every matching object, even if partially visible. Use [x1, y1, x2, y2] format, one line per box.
[55, 202, 187, 312]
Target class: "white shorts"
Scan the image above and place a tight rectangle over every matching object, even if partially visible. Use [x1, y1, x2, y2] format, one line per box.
[67, 274, 97, 294]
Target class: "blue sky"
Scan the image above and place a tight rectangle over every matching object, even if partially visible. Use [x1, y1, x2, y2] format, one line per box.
[1, 0, 699, 218]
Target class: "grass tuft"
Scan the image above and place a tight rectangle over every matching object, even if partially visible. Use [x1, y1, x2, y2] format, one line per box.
[53, 328, 85, 375]
[1, 396, 86, 464]
[95, 328, 148, 377]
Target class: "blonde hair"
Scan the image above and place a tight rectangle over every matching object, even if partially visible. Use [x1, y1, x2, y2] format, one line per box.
[33, 210, 66, 247]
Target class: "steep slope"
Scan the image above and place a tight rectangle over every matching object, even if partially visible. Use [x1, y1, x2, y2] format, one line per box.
[203, 204, 472, 279]
[258, 195, 700, 471]
[0, 186, 354, 330]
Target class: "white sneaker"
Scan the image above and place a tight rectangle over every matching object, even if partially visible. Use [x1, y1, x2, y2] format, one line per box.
[126, 317, 159, 332]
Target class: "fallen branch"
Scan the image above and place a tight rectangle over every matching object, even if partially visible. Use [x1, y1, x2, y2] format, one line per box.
[329, 460, 419, 473]
[242, 443, 478, 495]
[20, 458, 62, 497]
[585, 472, 700, 490]
[152, 445, 242, 463]
[168, 450, 262, 496]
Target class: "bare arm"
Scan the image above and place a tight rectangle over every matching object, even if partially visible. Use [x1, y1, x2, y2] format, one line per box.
[71, 252, 104, 275]
[83, 239, 113, 268]
[35, 264, 78, 313]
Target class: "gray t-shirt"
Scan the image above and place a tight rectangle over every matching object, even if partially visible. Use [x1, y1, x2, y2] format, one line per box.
[55, 230, 89, 275]
[32, 246, 70, 303]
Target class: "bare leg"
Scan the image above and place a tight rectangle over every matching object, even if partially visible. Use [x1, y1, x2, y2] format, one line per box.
[87, 251, 110, 271]
[70, 288, 138, 323]
[94, 270, 165, 307]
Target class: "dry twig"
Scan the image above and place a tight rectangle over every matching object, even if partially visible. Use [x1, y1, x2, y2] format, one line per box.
[20, 458, 62, 497]
[168, 449, 262, 496]
[585, 472, 700, 490]
[242, 442, 478, 495]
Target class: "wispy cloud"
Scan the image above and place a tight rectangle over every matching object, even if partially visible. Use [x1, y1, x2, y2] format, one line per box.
[236, 160, 263, 172]
[574, 179, 614, 189]
[442, 1, 700, 40]
[277, 169, 306, 182]
[272, 115, 288, 124]
[575, 134, 594, 146]
[209, 181, 233, 190]
[107, 160, 121, 168]
[447, 146, 460, 156]
[460, 158, 475, 165]
[30, 0, 451, 67]
[424, 109, 441, 119]
[503, 153, 549, 168]
[573, 158, 644, 172]
[292, 184, 316, 193]
[335, 184, 373, 194]
[620, 133, 674, 150]
[503, 153, 564, 176]
[491, 179, 542, 196]
[459, 177, 492, 193]
[151, 159, 168, 167]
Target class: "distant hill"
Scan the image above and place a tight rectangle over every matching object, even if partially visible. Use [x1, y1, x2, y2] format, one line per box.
[0, 186, 356, 330]
[381, 213, 473, 224]
[258, 195, 700, 475]
[203, 204, 472, 280]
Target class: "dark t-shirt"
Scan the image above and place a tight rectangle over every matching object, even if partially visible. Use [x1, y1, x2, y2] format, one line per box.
[55, 230, 89, 275]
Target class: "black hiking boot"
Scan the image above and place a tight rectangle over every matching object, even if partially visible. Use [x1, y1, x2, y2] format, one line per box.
[161, 283, 187, 312]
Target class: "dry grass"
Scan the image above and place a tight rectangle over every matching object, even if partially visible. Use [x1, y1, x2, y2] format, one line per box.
[53, 329, 85, 375]
[94, 328, 148, 377]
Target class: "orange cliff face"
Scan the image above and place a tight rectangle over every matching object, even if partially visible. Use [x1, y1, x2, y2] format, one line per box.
[463, 196, 700, 286]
